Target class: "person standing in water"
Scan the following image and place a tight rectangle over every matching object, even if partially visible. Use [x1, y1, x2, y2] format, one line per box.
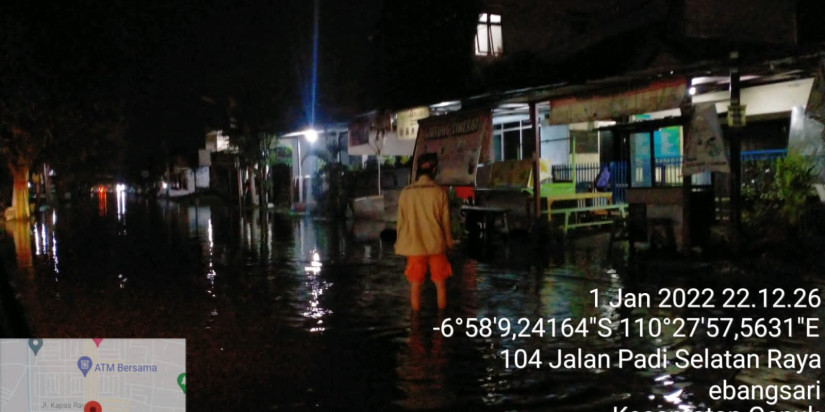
[395, 153, 454, 311]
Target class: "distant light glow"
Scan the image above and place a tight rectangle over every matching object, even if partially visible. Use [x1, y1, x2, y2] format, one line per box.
[281, 129, 320, 141]
[688, 87, 697, 96]
[116, 183, 127, 219]
[431, 100, 460, 108]
[304, 129, 318, 144]
[162, 182, 168, 190]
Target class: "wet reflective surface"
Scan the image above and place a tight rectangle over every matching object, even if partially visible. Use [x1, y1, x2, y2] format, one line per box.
[2, 193, 823, 410]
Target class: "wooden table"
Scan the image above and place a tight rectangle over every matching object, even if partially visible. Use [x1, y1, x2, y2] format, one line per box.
[460, 205, 510, 239]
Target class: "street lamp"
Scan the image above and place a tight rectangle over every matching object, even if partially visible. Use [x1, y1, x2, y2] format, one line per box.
[284, 129, 319, 207]
[304, 129, 318, 144]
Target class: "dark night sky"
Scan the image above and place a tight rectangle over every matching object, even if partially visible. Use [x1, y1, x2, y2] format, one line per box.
[124, 0, 381, 151]
[10, 0, 819, 174]
[2, 0, 383, 171]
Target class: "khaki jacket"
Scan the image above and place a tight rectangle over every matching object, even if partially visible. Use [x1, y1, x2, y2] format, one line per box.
[394, 176, 453, 256]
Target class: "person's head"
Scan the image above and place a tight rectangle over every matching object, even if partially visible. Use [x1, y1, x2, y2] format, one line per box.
[417, 153, 438, 179]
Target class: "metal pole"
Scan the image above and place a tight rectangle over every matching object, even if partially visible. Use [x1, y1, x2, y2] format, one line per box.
[530, 102, 541, 217]
[236, 157, 242, 210]
[261, 136, 269, 208]
[729, 51, 742, 251]
[681, 99, 693, 251]
[648, 130, 656, 186]
[571, 133, 577, 184]
[298, 139, 303, 205]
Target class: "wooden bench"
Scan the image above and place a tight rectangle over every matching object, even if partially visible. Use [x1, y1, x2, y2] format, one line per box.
[543, 204, 627, 235]
[460, 205, 510, 239]
[543, 192, 614, 221]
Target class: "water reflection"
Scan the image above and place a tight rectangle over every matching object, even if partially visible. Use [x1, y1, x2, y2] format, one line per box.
[302, 249, 331, 333]
[2, 198, 822, 410]
[97, 190, 107, 216]
[5, 220, 33, 271]
[31, 212, 60, 278]
[396, 313, 449, 409]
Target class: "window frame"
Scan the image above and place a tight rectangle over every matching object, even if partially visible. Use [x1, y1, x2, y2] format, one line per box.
[474, 13, 503, 57]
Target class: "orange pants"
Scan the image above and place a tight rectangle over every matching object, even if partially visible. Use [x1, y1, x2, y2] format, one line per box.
[404, 254, 453, 283]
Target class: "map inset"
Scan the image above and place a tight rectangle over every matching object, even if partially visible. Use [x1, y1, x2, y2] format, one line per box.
[1, 339, 185, 411]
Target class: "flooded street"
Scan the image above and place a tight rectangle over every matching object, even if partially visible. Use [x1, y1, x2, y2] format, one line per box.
[2, 194, 823, 411]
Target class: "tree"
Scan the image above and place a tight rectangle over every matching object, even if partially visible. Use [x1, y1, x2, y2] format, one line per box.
[0, 113, 47, 220]
[0, 12, 51, 219]
[1, 1, 128, 217]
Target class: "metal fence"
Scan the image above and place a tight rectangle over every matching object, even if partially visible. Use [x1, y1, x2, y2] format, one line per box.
[549, 149, 789, 204]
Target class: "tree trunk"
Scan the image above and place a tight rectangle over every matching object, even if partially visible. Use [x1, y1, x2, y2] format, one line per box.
[10, 165, 30, 220]
[249, 166, 259, 206]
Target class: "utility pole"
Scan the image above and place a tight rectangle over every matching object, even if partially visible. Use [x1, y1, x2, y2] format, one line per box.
[728, 51, 744, 252]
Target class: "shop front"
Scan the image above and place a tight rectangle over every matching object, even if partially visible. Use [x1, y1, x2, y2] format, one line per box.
[545, 71, 817, 252]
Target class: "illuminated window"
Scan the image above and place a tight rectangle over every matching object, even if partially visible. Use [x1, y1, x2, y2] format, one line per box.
[474, 13, 502, 56]
[492, 120, 532, 161]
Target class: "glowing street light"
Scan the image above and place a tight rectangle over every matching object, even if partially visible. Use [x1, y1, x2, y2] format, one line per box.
[282, 128, 320, 207]
[304, 128, 318, 144]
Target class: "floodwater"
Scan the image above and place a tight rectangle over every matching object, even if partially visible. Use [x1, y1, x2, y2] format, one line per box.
[2, 193, 824, 411]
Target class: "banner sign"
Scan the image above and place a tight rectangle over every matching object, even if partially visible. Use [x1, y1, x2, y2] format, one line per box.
[348, 111, 416, 156]
[549, 79, 686, 125]
[412, 110, 492, 186]
[683, 102, 730, 175]
[348, 117, 371, 147]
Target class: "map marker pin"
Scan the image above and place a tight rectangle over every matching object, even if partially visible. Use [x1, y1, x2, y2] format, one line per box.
[177, 373, 186, 394]
[84, 400, 102, 412]
[92, 339, 103, 348]
[78, 356, 92, 377]
[28, 339, 43, 356]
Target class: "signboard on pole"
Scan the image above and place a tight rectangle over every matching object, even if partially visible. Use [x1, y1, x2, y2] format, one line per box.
[412, 110, 492, 186]
[396, 107, 429, 140]
[198, 149, 211, 167]
[683, 102, 730, 175]
[348, 111, 417, 156]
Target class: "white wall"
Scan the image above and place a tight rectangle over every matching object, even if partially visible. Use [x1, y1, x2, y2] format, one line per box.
[694, 78, 814, 116]
[642, 78, 815, 119]
[540, 124, 570, 166]
[195, 167, 210, 189]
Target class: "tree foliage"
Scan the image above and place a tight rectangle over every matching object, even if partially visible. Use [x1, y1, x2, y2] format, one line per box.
[742, 153, 818, 229]
[1, 0, 127, 211]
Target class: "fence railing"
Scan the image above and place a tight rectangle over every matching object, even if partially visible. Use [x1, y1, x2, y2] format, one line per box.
[549, 149, 789, 204]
